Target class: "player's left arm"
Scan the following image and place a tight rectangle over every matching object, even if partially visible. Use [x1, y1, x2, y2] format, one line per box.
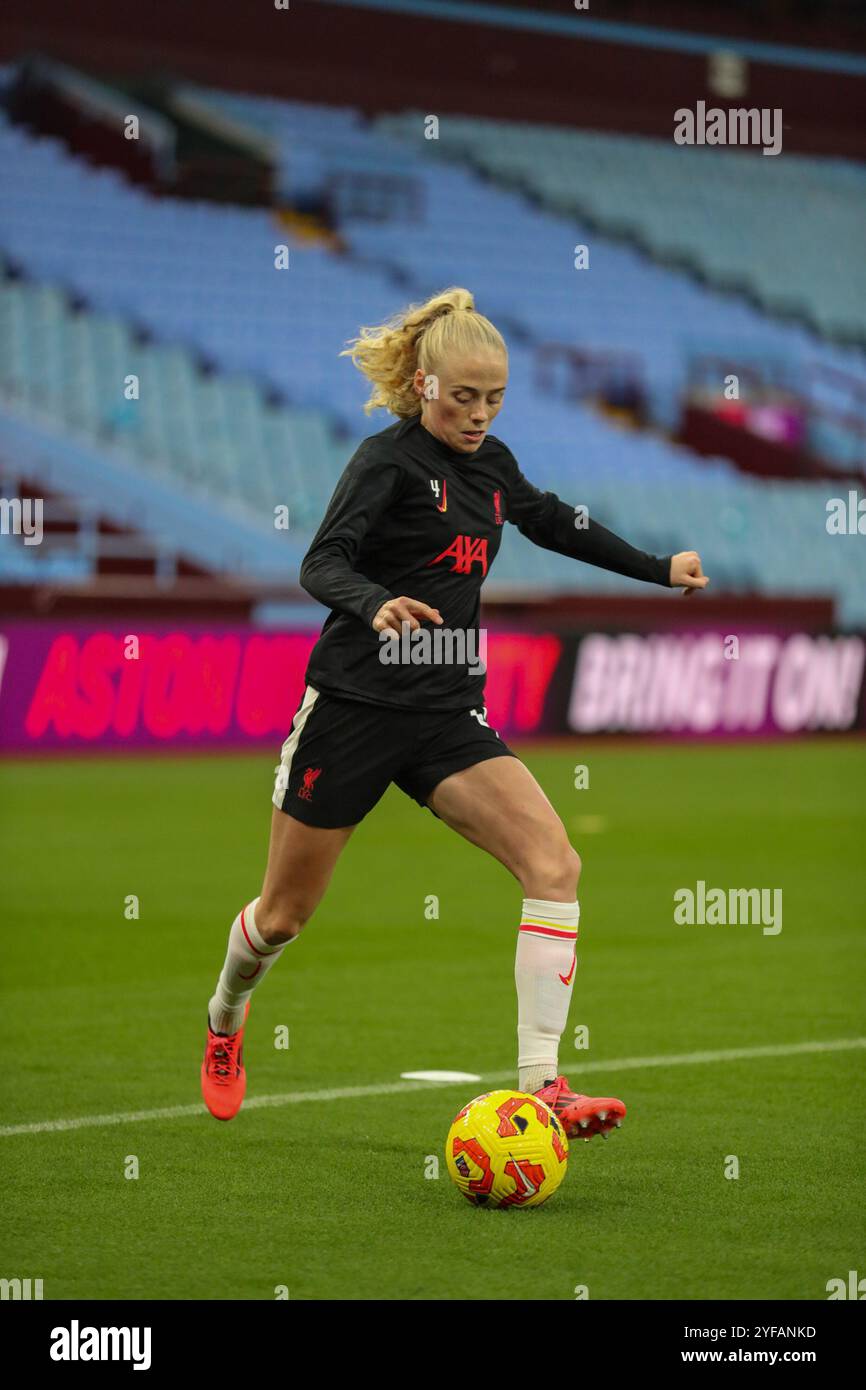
[504, 452, 708, 596]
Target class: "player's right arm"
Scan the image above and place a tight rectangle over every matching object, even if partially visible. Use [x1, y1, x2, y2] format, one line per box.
[299, 444, 441, 634]
[371, 595, 443, 639]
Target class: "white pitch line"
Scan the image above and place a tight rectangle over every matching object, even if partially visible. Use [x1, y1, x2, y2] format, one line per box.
[2, 1037, 863, 1139]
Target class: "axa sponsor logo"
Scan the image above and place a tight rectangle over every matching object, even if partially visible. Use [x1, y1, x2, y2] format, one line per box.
[429, 534, 489, 576]
[49, 1320, 152, 1370]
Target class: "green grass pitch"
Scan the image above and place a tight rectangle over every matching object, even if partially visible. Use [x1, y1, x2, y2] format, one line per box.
[1, 739, 863, 1300]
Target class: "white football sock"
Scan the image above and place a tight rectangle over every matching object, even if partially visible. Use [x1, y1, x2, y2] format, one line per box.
[515, 897, 580, 1093]
[208, 898, 289, 1035]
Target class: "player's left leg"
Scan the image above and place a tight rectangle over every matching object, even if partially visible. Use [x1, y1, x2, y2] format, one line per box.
[427, 755, 625, 1141]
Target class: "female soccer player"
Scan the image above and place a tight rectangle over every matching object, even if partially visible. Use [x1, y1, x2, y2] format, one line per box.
[201, 287, 708, 1135]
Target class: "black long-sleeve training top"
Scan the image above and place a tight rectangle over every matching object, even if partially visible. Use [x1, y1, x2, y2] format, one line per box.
[299, 415, 672, 711]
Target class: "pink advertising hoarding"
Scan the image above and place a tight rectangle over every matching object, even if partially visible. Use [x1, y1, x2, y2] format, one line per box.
[0, 621, 863, 753]
[567, 631, 866, 735]
[0, 622, 563, 752]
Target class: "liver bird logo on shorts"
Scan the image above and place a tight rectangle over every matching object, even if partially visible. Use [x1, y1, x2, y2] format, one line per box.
[297, 766, 322, 801]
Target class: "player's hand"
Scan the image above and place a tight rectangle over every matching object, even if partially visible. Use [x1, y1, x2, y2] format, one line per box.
[670, 550, 709, 597]
[372, 596, 444, 639]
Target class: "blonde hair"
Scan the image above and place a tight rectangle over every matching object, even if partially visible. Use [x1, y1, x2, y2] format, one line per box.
[339, 286, 507, 417]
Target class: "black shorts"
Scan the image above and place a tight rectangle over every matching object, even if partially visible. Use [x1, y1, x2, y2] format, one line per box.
[271, 685, 516, 829]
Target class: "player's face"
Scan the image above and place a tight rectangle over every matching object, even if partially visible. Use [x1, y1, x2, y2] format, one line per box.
[415, 353, 508, 454]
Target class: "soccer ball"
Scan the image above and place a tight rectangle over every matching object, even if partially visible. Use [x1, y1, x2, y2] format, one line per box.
[445, 1089, 569, 1209]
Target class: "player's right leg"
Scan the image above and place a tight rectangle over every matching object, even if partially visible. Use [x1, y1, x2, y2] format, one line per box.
[201, 685, 403, 1121]
[201, 810, 355, 1120]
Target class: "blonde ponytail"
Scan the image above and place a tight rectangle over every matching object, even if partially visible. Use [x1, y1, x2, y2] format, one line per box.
[339, 286, 507, 417]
